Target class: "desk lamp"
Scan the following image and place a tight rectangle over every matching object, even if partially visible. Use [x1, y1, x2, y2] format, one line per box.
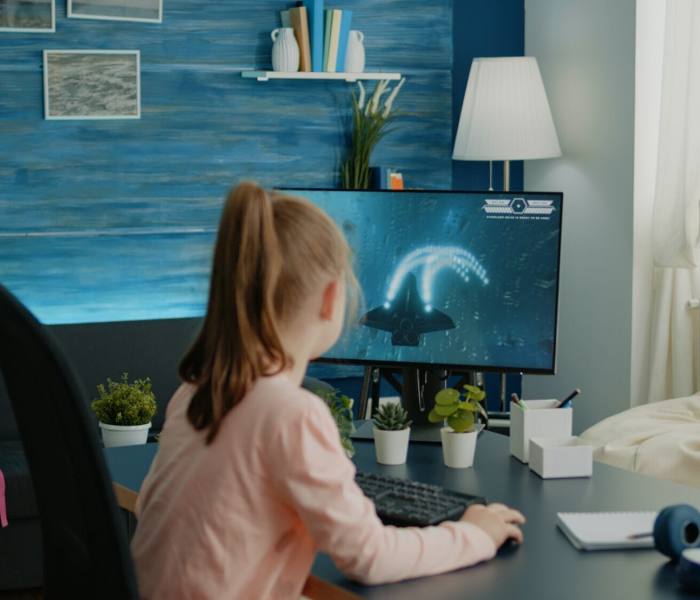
[453, 56, 561, 191]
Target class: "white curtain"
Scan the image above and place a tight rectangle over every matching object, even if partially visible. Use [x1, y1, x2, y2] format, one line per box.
[647, 0, 700, 403]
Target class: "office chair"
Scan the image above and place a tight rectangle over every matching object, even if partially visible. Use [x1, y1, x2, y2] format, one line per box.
[0, 284, 139, 599]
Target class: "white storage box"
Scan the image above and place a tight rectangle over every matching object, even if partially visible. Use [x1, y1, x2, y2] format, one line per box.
[529, 436, 593, 479]
[510, 399, 572, 463]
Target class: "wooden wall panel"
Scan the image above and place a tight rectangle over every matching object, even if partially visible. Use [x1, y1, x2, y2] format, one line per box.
[0, 0, 452, 324]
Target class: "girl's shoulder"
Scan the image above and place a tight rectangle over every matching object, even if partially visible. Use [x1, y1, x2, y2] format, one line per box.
[247, 374, 330, 420]
[164, 382, 197, 420]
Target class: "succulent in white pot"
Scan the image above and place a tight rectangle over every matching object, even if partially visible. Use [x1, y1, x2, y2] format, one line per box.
[428, 385, 487, 469]
[372, 402, 412, 465]
[91, 373, 157, 448]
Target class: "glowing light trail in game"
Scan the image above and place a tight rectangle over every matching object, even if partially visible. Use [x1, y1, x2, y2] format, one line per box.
[385, 245, 489, 311]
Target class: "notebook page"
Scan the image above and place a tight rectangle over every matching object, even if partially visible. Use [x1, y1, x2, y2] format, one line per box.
[556, 512, 658, 550]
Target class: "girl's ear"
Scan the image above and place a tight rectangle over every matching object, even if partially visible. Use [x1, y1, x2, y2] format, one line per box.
[320, 280, 338, 321]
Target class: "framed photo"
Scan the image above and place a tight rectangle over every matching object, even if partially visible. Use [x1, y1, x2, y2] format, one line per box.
[43, 50, 141, 120]
[67, 0, 162, 23]
[0, 0, 55, 32]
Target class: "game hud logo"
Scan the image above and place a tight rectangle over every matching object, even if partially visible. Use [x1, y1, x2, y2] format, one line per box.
[482, 197, 556, 220]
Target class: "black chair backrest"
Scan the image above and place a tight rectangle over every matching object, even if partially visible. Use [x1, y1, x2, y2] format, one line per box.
[0, 284, 138, 598]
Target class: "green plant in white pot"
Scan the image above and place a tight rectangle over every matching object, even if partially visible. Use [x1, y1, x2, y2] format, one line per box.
[91, 373, 157, 448]
[428, 385, 487, 468]
[311, 385, 356, 458]
[372, 402, 412, 465]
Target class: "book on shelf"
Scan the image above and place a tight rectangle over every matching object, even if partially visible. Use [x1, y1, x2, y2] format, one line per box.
[325, 9, 342, 72]
[290, 6, 312, 71]
[303, 0, 324, 72]
[335, 9, 352, 72]
[323, 9, 333, 72]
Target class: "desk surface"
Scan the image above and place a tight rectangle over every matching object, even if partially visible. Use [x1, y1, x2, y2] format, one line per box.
[105, 432, 700, 600]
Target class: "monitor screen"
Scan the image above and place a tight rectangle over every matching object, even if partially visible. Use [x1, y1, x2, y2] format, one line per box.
[281, 189, 563, 374]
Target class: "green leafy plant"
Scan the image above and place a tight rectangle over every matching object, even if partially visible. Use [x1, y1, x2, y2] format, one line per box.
[312, 386, 356, 457]
[91, 373, 157, 427]
[372, 402, 411, 431]
[428, 385, 487, 433]
[341, 78, 406, 190]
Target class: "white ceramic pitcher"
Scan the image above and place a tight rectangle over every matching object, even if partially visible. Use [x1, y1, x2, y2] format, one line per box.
[271, 27, 300, 72]
[344, 30, 365, 73]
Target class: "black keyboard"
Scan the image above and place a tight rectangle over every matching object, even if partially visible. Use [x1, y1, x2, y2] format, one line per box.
[355, 471, 485, 527]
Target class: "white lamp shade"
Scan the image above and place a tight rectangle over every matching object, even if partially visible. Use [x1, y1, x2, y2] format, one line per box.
[453, 57, 561, 161]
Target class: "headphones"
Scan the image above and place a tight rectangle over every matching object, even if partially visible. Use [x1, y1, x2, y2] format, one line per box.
[654, 504, 700, 592]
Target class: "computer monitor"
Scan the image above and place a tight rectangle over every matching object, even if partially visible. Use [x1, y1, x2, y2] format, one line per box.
[281, 189, 563, 375]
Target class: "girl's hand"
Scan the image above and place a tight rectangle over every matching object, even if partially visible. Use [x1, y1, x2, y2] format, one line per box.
[460, 503, 526, 548]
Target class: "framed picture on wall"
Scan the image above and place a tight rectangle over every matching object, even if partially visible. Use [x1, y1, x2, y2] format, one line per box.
[43, 50, 141, 120]
[67, 0, 162, 23]
[0, 0, 55, 32]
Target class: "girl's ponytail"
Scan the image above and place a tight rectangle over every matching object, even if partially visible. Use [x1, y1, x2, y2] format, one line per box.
[181, 182, 291, 444]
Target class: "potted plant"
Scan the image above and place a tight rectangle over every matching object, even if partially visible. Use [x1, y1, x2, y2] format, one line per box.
[91, 373, 157, 448]
[311, 385, 356, 458]
[340, 78, 405, 190]
[372, 402, 412, 465]
[428, 385, 487, 469]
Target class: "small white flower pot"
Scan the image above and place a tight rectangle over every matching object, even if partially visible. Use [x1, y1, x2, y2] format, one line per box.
[373, 427, 410, 465]
[99, 422, 151, 448]
[440, 427, 478, 469]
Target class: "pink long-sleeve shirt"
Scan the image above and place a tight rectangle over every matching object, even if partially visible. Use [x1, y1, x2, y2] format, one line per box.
[131, 374, 497, 599]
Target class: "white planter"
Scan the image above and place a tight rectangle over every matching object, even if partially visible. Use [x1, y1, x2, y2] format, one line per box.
[441, 427, 478, 469]
[99, 422, 151, 448]
[373, 427, 410, 465]
[271, 27, 300, 72]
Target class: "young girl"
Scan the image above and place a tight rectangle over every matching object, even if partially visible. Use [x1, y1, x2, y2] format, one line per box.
[131, 182, 525, 599]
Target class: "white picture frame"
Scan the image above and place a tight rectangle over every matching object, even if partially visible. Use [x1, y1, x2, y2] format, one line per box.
[67, 0, 162, 23]
[43, 50, 141, 120]
[0, 0, 55, 32]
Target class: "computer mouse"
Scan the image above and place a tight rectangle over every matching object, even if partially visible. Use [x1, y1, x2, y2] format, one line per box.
[497, 537, 522, 555]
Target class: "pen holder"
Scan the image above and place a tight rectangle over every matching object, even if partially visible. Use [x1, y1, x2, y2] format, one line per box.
[510, 399, 572, 463]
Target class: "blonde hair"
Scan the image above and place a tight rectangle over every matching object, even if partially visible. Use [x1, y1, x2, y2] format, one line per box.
[180, 182, 358, 443]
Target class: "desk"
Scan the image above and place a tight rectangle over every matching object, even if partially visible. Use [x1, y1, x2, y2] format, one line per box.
[105, 431, 700, 600]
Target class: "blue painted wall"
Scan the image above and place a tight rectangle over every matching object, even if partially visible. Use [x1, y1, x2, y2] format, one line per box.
[1, 0, 526, 327]
[452, 0, 524, 191]
[0, 0, 453, 324]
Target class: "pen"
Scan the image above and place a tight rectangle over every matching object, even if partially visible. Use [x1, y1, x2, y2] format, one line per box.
[627, 532, 653, 540]
[555, 388, 581, 409]
[511, 393, 527, 410]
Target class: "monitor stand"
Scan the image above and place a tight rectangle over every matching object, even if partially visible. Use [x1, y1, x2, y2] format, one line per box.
[354, 367, 481, 443]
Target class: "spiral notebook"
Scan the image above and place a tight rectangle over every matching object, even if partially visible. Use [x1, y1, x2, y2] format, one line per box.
[556, 511, 658, 550]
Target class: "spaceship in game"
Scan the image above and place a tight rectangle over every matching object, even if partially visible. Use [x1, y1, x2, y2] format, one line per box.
[361, 273, 455, 346]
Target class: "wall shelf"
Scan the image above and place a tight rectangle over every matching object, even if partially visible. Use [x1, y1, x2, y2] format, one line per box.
[241, 70, 402, 82]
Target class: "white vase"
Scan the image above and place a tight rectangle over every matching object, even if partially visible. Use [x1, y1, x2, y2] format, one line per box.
[373, 427, 410, 465]
[271, 27, 300, 72]
[99, 422, 151, 448]
[344, 30, 365, 73]
[440, 427, 477, 469]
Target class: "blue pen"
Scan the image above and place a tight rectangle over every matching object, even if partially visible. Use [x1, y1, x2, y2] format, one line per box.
[556, 388, 580, 409]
